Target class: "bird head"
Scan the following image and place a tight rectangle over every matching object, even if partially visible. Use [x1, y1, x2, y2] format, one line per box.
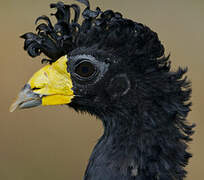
[10, 0, 173, 118]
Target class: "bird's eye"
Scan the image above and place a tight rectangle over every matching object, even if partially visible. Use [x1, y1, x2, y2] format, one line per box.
[74, 60, 96, 78]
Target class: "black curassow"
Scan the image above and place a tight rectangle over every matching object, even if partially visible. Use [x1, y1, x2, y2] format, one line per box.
[10, 0, 195, 179]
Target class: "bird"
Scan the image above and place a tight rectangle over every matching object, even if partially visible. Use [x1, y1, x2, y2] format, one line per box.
[10, 0, 195, 179]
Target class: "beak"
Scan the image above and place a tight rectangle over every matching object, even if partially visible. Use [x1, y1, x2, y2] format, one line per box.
[9, 56, 74, 112]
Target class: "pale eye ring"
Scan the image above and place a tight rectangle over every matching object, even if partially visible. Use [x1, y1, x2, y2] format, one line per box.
[74, 60, 96, 78]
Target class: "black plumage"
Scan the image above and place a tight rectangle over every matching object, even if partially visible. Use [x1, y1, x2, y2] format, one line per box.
[21, 0, 194, 179]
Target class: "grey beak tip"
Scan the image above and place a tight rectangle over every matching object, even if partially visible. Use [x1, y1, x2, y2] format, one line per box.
[9, 84, 42, 112]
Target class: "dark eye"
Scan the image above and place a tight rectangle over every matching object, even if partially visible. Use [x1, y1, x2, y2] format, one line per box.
[74, 60, 96, 78]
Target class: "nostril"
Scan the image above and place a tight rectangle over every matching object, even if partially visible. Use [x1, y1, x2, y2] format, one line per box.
[32, 87, 41, 91]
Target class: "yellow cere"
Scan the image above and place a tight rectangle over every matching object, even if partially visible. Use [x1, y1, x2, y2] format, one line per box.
[28, 55, 74, 106]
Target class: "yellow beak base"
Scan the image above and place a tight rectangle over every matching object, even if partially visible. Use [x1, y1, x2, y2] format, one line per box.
[28, 56, 74, 106]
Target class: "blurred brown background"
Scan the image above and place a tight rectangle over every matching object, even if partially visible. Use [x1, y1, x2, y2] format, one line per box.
[0, 0, 203, 179]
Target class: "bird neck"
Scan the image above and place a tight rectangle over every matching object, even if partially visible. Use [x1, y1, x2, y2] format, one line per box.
[84, 108, 193, 180]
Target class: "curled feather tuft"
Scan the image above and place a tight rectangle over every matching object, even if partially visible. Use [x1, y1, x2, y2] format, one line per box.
[21, 0, 164, 65]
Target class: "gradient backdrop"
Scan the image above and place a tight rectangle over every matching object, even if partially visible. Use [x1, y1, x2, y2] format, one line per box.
[0, 0, 203, 179]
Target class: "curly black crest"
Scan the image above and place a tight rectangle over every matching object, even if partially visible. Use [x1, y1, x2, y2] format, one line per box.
[21, 0, 164, 64]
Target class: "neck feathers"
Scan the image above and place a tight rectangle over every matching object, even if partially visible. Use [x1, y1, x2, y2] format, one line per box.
[85, 68, 194, 180]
